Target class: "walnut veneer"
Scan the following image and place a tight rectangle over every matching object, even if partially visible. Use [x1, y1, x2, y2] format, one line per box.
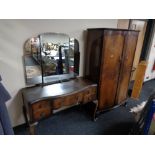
[22, 77, 97, 134]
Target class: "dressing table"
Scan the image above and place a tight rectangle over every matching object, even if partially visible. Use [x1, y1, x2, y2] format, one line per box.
[22, 78, 97, 134]
[22, 33, 97, 134]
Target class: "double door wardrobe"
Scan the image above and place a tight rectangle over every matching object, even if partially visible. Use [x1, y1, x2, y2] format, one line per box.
[85, 28, 139, 111]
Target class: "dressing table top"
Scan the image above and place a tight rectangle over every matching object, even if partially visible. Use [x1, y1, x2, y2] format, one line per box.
[22, 77, 97, 104]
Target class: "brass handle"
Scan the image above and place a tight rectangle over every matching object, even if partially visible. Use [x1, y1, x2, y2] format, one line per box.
[131, 67, 136, 72]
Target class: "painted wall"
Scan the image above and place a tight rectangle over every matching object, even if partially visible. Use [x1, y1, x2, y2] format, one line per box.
[144, 27, 155, 82]
[0, 19, 117, 127]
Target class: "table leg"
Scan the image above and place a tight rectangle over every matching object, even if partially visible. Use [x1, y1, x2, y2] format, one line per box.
[93, 100, 98, 121]
[29, 122, 38, 135]
[23, 106, 29, 127]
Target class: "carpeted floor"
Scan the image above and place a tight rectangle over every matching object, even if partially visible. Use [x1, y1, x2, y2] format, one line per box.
[14, 79, 155, 135]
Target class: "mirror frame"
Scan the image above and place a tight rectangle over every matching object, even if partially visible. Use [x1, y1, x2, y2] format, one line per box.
[23, 32, 80, 86]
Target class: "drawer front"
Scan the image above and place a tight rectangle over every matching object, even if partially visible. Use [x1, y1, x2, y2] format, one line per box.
[32, 100, 51, 111]
[85, 87, 97, 95]
[52, 93, 84, 108]
[91, 87, 97, 94]
[52, 98, 64, 109]
[32, 100, 51, 121]
[30, 86, 97, 121]
[64, 94, 78, 106]
[83, 87, 97, 103]
[33, 109, 51, 121]
[83, 94, 97, 103]
[76, 92, 83, 103]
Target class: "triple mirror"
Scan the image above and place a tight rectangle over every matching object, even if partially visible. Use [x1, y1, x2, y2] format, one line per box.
[23, 33, 80, 85]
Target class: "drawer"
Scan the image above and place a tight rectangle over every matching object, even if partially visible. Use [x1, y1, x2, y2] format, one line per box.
[91, 93, 97, 100]
[32, 100, 52, 121]
[91, 87, 97, 94]
[64, 94, 78, 106]
[32, 100, 51, 112]
[84, 87, 96, 96]
[33, 109, 51, 121]
[53, 93, 83, 108]
[52, 98, 64, 109]
[83, 95, 92, 103]
[76, 92, 83, 103]
[83, 87, 97, 104]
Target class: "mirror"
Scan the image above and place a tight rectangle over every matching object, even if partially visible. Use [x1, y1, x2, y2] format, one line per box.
[23, 33, 80, 85]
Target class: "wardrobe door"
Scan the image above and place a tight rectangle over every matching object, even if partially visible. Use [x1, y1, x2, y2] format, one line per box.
[116, 31, 138, 104]
[98, 30, 125, 110]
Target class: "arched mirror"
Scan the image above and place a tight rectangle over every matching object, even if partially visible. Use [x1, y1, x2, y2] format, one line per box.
[23, 33, 80, 85]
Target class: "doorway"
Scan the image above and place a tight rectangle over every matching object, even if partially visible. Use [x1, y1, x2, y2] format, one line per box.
[129, 19, 148, 80]
[117, 19, 151, 81]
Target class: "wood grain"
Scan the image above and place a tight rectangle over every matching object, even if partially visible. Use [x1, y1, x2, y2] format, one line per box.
[22, 78, 97, 124]
[131, 61, 147, 99]
[85, 28, 139, 111]
[98, 30, 124, 110]
[116, 31, 138, 104]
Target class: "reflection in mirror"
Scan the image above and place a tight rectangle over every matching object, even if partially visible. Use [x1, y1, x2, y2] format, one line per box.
[23, 33, 80, 85]
[39, 33, 70, 76]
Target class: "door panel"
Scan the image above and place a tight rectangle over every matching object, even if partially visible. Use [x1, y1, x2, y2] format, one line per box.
[98, 30, 125, 110]
[116, 31, 138, 104]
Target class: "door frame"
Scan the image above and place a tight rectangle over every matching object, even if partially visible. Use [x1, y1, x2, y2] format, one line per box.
[140, 19, 155, 61]
[128, 19, 155, 61]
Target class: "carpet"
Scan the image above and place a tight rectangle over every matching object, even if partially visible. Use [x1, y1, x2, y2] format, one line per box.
[14, 80, 155, 135]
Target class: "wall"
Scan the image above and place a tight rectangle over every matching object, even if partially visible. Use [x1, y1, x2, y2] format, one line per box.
[0, 19, 118, 127]
[144, 27, 155, 81]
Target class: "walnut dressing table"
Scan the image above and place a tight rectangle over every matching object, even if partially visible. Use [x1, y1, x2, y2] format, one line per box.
[22, 78, 97, 134]
[22, 33, 98, 134]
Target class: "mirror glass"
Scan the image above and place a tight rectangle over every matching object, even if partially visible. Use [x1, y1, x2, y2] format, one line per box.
[23, 33, 79, 85]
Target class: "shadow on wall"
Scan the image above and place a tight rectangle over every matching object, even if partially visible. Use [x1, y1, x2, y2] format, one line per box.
[7, 90, 25, 127]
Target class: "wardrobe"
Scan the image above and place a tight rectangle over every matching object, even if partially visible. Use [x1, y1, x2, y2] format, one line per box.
[85, 28, 139, 111]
